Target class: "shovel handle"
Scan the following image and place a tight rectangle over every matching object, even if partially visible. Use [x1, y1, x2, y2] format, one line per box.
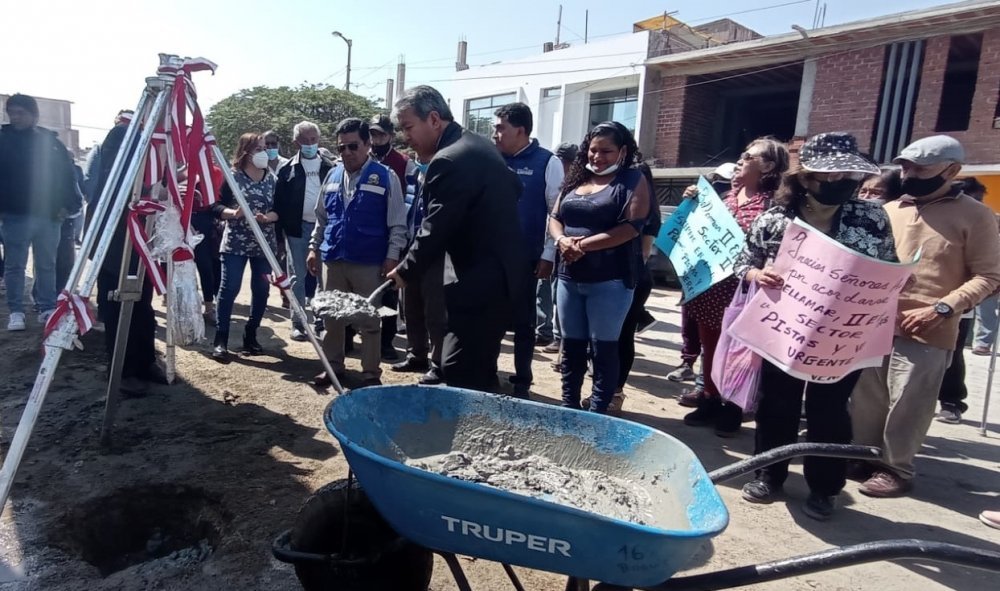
[367, 279, 395, 304]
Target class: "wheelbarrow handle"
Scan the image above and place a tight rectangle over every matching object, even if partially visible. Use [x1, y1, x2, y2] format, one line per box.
[590, 539, 1000, 591]
[707, 443, 881, 484]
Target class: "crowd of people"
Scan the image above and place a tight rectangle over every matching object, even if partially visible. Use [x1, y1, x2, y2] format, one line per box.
[4, 86, 1000, 526]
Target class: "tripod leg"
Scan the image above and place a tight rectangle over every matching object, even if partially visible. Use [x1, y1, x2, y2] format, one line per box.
[0, 76, 172, 515]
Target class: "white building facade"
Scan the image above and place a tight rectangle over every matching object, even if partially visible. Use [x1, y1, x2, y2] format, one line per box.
[448, 32, 651, 154]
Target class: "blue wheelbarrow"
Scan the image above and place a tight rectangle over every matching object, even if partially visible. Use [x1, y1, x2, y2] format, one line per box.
[272, 385, 1000, 590]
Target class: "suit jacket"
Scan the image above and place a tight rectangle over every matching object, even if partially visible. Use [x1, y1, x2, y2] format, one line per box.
[397, 122, 528, 305]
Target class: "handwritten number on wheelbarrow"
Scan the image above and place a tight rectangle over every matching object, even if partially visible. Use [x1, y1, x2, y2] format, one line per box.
[618, 545, 644, 561]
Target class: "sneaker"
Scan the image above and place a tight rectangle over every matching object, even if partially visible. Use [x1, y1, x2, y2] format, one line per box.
[635, 310, 657, 334]
[802, 493, 835, 521]
[742, 479, 781, 504]
[290, 327, 308, 342]
[936, 406, 962, 424]
[859, 470, 912, 498]
[211, 345, 229, 362]
[543, 340, 561, 354]
[667, 363, 696, 382]
[7, 312, 26, 331]
[980, 510, 1000, 530]
[972, 345, 992, 356]
[37, 310, 55, 326]
[314, 370, 347, 388]
[391, 357, 430, 373]
[677, 386, 706, 408]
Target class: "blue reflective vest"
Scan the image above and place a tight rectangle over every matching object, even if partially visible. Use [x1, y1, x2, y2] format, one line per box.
[504, 139, 553, 261]
[320, 160, 391, 265]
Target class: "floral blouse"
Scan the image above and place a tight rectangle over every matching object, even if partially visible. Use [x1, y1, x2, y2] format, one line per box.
[216, 169, 278, 258]
[734, 199, 898, 280]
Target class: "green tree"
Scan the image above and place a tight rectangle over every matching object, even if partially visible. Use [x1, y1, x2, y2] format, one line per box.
[206, 84, 381, 160]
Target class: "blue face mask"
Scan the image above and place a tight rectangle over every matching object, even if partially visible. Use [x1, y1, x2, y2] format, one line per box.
[265, 148, 279, 160]
[414, 161, 429, 174]
[300, 144, 319, 159]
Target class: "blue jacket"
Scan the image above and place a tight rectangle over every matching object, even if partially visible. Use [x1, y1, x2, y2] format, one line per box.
[503, 139, 552, 261]
[320, 160, 392, 265]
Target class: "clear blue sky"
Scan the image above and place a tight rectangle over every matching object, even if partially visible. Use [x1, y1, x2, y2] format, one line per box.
[1, 0, 950, 146]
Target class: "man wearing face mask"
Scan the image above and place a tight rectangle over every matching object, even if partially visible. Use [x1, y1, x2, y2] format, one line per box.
[493, 102, 563, 398]
[273, 121, 333, 341]
[307, 117, 408, 387]
[852, 135, 1000, 498]
[263, 130, 289, 177]
[387, 85, 527, 393]
[368, 114, 414, 362]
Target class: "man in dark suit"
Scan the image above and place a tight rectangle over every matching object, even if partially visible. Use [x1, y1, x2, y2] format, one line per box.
[388, 85, 529, 393]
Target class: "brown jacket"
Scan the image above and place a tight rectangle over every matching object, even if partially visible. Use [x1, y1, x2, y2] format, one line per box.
[885, 190, 1000, 350]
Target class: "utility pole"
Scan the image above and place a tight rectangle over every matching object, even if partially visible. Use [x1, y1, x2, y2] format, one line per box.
[556, 4, 562, 46]
[331, 31, 352, 91]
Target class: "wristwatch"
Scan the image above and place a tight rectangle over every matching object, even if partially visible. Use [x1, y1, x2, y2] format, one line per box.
[934, 302, 954, 317]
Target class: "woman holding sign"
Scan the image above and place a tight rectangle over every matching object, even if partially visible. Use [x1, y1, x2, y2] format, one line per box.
[548, 122, 650, 414]
[735, 132, 896, 521]
[683, 137, 789, 437]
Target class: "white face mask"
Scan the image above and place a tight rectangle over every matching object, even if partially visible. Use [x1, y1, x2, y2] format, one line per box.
[586, 162, 620, 176]
[585, 149, 625, 176]
[251, 151, 270, 169]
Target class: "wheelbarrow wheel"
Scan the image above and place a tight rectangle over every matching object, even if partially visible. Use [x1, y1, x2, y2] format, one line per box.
[290, 478, 433, 591]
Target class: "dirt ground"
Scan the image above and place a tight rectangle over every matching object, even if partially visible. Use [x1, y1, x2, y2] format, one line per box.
[0, 277, 998, 591]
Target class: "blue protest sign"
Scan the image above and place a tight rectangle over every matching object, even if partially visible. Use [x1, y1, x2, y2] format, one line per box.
[654, 177, 746, 301]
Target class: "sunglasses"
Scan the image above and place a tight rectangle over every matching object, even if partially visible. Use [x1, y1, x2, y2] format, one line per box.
[337, 142, 362, 153]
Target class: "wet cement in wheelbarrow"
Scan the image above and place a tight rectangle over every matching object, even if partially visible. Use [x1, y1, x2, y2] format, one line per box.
[402, 419, 689, 528]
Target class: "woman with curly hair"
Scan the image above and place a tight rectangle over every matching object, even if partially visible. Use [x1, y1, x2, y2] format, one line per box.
[548, 122, 650, 414]
[682, 137, 790, 437]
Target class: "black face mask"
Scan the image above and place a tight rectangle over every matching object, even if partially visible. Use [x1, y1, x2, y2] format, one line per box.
[811, 179, 860, 206]
[901, 174, 946, 198]
[371, 142, 392, 159]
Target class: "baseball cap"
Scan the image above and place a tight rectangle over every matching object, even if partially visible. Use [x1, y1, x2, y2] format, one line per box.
[893, 135, 965, 166]
[370, 114, 394, 135]
[712, 162, 737, 180]
[555, 142, 579, 162]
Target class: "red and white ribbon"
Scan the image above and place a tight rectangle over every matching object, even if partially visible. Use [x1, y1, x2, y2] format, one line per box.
[267, 274, 293, 291]
[44, 291, 95, 341]
[127, 200, 168, 295]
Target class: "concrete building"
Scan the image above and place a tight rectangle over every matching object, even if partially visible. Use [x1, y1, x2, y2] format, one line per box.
[644, 0, 1000, 208]
[447, 14, 760, 156]
[0, 94, 80, 156]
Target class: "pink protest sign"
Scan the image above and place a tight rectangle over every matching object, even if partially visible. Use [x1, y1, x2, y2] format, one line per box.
[728, 218, 915, 383]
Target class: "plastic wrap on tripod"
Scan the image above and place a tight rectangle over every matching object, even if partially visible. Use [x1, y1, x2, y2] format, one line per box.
[170, 260, 205, 345]
[149, 200, 205, 345]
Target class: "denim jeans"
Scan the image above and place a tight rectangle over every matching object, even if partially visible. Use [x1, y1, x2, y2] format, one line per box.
[556, 279, 633, 341]
[285, 221, 317, 331]
[216, 252, 270, 347]
[975, 293, 999, 348]
[536, 277, 557, 340]
[557, 278, 634, 413]
[0, 214, 62, 314]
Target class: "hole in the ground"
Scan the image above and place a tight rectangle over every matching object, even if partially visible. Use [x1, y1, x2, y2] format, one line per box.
[53, 484, 228, 576]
